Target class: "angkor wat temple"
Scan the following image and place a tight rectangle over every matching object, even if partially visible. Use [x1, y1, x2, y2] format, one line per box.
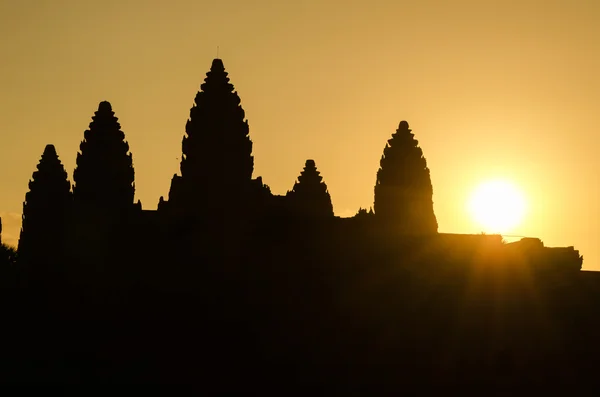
[9, 58, 582, 279]
[0, 59, 595, 391]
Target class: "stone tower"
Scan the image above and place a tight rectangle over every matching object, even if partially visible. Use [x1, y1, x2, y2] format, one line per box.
[374, 121, 438, 235]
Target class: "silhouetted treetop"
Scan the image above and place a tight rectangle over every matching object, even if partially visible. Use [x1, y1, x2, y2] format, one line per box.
[18, 144, 72, 264]
[0, 242, 17, 269]
[287, 159, 334, 218]
[180, 58, 253, 187]
[355, 207, 374, 220]
[73, 101, 135, 210]
[374, 121, 437, 234]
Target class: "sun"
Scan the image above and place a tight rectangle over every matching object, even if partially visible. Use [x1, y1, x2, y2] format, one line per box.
[468, 180, 527, 234]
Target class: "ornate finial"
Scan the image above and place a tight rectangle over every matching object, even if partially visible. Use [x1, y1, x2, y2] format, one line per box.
[43, 144, 57, 156]
[98, 101, 112, 112]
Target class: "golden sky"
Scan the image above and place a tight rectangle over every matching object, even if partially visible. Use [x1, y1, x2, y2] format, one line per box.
[0, 0, 598, 269]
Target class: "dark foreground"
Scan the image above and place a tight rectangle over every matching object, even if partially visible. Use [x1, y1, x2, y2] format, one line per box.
[0, 232, 597, 394]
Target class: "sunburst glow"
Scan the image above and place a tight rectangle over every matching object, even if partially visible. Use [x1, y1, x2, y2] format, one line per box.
[468, 180, 527, 234]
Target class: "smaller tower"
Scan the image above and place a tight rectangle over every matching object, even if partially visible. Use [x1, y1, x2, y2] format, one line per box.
[18, 144, 72, 269]
[287, 159, 334, 219]
[73, 101, 135, 213]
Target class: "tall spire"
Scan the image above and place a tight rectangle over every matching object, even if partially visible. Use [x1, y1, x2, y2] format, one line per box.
[169, 58, 254, 212]
[374, 121, 438, 234]
[73, 101, 135, 211]
[180, 58, 253, 183]
[287, 159, 334, 219]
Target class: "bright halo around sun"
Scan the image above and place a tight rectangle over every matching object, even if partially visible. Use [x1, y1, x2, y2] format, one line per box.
[468, 180, 527, 234]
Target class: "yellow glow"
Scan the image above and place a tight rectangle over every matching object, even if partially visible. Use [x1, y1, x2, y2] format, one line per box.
[0, 1, 598, 269]
[468, 180, 527, 234]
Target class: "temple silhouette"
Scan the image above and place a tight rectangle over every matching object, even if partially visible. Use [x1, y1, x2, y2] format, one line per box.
[0, 58, 593, 391]
[10, 58, 582, 280]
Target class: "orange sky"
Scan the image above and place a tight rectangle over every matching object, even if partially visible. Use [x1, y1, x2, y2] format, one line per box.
[1, 0, 598, 269]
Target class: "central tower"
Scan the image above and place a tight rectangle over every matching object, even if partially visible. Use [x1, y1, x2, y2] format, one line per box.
[165, 59, 256, 215]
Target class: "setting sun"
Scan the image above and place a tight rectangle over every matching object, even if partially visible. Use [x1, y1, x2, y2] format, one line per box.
[468, 180, 527, 234]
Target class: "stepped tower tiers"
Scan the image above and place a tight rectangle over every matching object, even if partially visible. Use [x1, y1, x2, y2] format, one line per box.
[374, 121, 438, 235]
[287, 159, 334, 219]
[18, 145, 72, 267]
[73, 101, 136, 213]
[165, 58, 255, 215]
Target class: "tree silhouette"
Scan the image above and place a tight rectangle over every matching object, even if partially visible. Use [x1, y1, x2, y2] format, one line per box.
[355, 207, 374, 220]
[0, 243, 16, 266]
[170, 58, 253, 212]
[0, 218, 16, 268]
[374, 121, 438, 234]
[0, 241, 17, 287]
[73, 101, 135, 211]
[18, 144, 72, 268]
[287, 159, 334, 218]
